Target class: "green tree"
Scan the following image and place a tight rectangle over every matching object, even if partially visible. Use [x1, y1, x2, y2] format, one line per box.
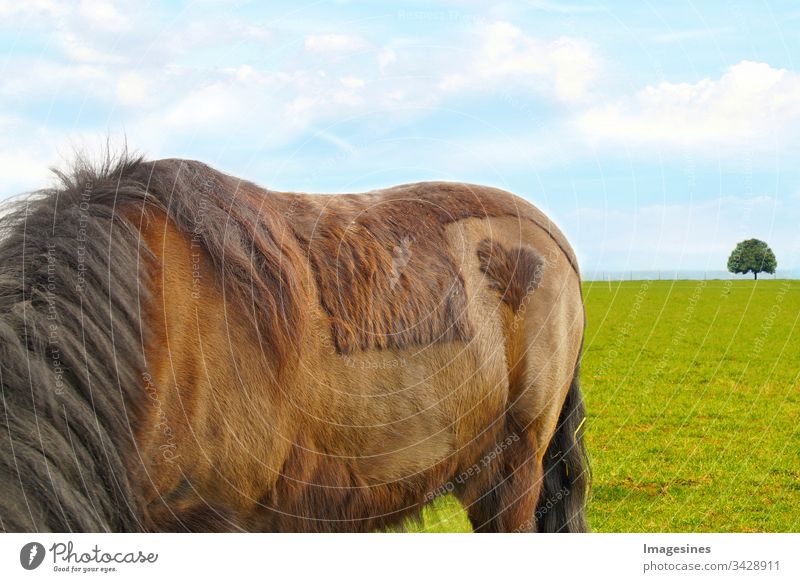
[727, 239, 777, 280]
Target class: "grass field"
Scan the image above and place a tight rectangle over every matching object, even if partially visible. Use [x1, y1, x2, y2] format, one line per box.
[404, 280, 800, 532]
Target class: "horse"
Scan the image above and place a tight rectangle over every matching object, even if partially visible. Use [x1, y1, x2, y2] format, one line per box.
[0, 153, 589, 532]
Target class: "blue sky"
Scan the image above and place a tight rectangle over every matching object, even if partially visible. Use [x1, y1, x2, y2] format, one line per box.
[1, 0, 799, 273]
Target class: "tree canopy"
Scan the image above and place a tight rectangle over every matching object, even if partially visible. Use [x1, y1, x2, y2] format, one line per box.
[727, 239, 777, 280]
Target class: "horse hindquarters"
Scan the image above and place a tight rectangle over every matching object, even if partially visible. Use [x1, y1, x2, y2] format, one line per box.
[460, 364, 588, 533]
[452, 219, 587, 532]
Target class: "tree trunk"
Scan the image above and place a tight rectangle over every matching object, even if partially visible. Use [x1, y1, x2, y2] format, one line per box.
[754, 272, 758, 280]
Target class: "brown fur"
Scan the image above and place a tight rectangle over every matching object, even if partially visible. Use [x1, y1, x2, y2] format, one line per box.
[1, 155, 588, 533]
[289, 193, 474, 353]
[237, 178, 578, 355]
[476, 238, 544, 312]
[125, 161, 587, 532]
[134, 159, 311, 374]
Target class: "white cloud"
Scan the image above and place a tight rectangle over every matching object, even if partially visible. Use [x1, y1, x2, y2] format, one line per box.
[577, 61, 800, 150]
[0, 0, 68, 18]
[377, 48, 396, 75]
[0, 1, 128, 57]
[0, 117, 115, 198]
[121, 65, 372, 153]
[439, 21, 601, 102]
[340, 76, 365, 88]
[161, 82, 247, 129]
[115, 72, 151, 106]
[79, 0, 127, 31]
[0, 61, 112, 99]
[57, 31, 126, 64]
[163, 18, 272, 56]
[304, 34, 367, 52]
[0, 150, 54, 196]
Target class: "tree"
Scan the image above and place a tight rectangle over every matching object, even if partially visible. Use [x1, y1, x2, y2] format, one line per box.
[727, 239, 777, 280]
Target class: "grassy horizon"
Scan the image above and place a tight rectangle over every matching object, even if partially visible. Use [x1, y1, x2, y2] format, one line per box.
[403, 280, 800, 532]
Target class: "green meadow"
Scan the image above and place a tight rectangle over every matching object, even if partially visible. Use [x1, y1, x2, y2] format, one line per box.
[406, 280, 800, 532]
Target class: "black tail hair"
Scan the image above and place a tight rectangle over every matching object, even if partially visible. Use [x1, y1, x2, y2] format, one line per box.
[535, 358, 590, 532]
[0, 152, 152, 532]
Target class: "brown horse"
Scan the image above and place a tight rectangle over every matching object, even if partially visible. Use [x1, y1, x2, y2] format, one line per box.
[0, 154, 588, 532]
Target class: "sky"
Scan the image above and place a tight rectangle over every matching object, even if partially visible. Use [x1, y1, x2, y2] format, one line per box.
[1, 0, 799, 274]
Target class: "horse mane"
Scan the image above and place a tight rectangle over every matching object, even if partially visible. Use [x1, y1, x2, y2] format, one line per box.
[0, 153, 307, 531]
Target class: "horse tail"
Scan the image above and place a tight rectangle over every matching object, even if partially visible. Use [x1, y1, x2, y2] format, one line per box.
[536, 353, 590, 532]
[0, 152, 154, 532]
